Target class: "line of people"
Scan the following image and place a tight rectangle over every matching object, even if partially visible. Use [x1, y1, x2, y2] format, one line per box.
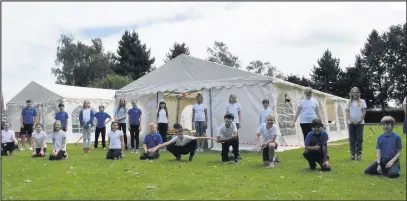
[2, 88, 405, 178]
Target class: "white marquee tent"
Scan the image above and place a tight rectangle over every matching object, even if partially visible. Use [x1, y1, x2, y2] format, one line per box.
[115, 54, 349, 151]
[6, 81, 116, 143]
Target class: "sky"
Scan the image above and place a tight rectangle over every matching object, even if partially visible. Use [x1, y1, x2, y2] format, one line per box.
[2, 2, 406, 103]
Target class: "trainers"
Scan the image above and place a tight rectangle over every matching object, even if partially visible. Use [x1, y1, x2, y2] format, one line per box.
[28, 147, 33, 151]
[176, 156, 181, 161]
[130, 151, 135, 154]
[103, 147, 106, 150]
[350, 155, 355, 160]
[189, 155, 193, 161]
[20, 147, 25, 151]
[356, 155, 362, 161]
[135, 150, 139, 154]
[234, 159, 239, 164]
[268, 162, 275, 168]
[273, 156, 281, 163]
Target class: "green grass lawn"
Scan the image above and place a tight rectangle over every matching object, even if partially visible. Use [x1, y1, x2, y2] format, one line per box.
[2, 126, 406, 200]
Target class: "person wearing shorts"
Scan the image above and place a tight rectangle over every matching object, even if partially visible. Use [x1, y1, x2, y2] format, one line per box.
[1, 122, 18, 157]
[192, 93, 208, 152]
[20, 99, 38, 151]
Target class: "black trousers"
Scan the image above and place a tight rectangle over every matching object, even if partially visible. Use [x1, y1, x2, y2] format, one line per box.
[303, 150, 331, 171]
[157, 123, 168, 143]
[221, 137, 239, 162]
[1, 142, 17, 155]
[129, 125, 140, 149]
[167, 140, 197, 158]
[140, 151, 160, 160]
[94, 127, 106, 148]
[32, 148, 47, 157]
[106, 149, 122, 160]
[49, 150, 66, 161]
[118, 123, 127, 148]
[300, 123, 313, 142]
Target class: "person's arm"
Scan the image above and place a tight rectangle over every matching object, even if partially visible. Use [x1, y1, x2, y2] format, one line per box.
[65, 113, 69, 131]
[120, 135, 124, 154]
[87, 111, 94, 125]
[20, 109, 24, 128]
[151, 141, 173, 151]
[304, 134, 318, 151]
[143, 136, 148, 152]
[51, 136, 56, 154]
[41, 135, 45, 153]
[60, 134, 66, 151]
[139, 111, 142, 131]
[195, 136, 213, 140]
[293, 105, 301, 124]
[238, 104, 241, 123]
[322, 133, 329, 162]
[386, 136, 402, 168]
[358, 100, 367, 124]
[79, 111, 83, 125]
[34, 109, 38, 126]
[263, 135, 277, 146]
[204, 108, 208, 126]
[192, 107, 195, 128]
[31, 135, 36, 152]
[118, 109, 127, 121]
[220, 128, 238, 142]
[105, 114, 112, 125]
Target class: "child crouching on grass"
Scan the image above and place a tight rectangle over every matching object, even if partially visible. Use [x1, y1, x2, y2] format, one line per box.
[106, 121, 124, 160]
[303, 119, 331, 171]
[149, 123, 214, 161]
[31, 123, 47, 157]
[49, 121, 68, 161]
[1, 122, 18, 157]
[217, 114, 239, 164]
[140, 123, 163, 160]
[256, 115, 279, 168]
[364, 116, 402, 178]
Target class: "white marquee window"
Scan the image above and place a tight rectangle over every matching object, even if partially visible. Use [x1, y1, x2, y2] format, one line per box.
[71, 106, 96, 134]
[277, 94, 296, 137]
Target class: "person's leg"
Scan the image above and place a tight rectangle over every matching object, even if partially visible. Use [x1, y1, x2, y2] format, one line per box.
[86, 126, 91, 149]
[186, 140, 197, 161]
[267, 143, 277, 167]
[231, 138, 239, 162]
[135, 125, 140, 152]
[140, 152, 149, 160]
[41, 148, 47, 157]
[386, 161, 401, 178]
[262, 146, 269, 166]
[94, 127, 101, 149]
[120, 123, 128, 150]
[167, 143, 179, 158]
[56, 150, 66, 160]
[355, 124, 364, 160]
[82, 126, 88, 151]
[194, 121, 202, 152]
[147, 151, 160, 160]
[1, 143, 7, 156]
[129, 125, 135, 151]
[364, 161, 380, 175]
[25, 124, 34, 149]
[112, 149, 122, 159]
[300, 123, 309, 142]
[235, 123, 241, 159]
[348, 124, 356, 160]
[20, 127, 27, 150]
[221, 143, 229, 162]
[101, 127, 106, 149]
[106, 149, 114, 159]
[33, 148, 41, 157]
[303, 150, 318, 170]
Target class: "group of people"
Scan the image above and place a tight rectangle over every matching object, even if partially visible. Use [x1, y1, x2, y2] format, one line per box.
[2, 87, 405, 178]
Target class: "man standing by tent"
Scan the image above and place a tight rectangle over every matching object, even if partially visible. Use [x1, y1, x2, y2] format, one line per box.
[20, 99, 38, 151]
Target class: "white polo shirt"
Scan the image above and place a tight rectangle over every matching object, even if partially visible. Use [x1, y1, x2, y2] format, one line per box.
[169, 135, 196, 146]
[345, 99, 367, 124]
[257, 123, 279, 144]
[108, 130, 124, 149]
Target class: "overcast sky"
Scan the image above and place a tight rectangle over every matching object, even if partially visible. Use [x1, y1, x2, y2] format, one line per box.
[2, 2, 406, 103]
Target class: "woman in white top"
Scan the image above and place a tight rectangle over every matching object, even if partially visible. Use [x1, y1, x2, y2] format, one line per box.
[157, 100, 169, 147]
[225, 94, 242, 159]
[31, 123, 47, 157]
[106, 121, 124, 160]
[293, 88, 323, 142]
[49, 120, 68, 161]
[345, 87, 367, 161]
[403, 96, 406, 135]
[1, 122, 18, 157]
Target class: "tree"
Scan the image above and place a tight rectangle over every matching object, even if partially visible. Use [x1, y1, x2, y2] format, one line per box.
[310, 49, 343, 96]
[164, 42, 190, 63]
[383, 23, 407, 105]
[207, 41, 241, 68]
[246, 60, 285, 78]
[360, 29, 389, 112]
[51, 34, 114, 87]
[114, 30, 155, 80]
[90, 74, 133, 90]
[284, 74, 312, 87]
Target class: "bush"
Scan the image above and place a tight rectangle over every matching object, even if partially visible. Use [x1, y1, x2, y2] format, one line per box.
[365, 109, 405, 123]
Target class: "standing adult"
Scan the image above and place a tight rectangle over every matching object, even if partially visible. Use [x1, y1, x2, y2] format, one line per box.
[403, 96, 406, 135]
[345, 87, 367, 160]
[115, 98, 128, 150]
[20, 99, 38, 151]
[192, 93, 208, 152]
[292, 88, 324, 142]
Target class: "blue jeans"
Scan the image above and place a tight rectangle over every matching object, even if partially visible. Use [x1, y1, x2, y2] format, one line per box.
[365, 160, 400, 178]
[195, 121, 206, 137]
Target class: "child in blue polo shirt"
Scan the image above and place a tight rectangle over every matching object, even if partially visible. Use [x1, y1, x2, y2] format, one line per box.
[128, 100, 142, 154]
[94, 105, 111, 149]
[303, 119, 331, 171]
[140, 123, 162, 160]
[364, 116, 402, 178]
[20, 99, 38, 151]
[55, 103, 69, 132]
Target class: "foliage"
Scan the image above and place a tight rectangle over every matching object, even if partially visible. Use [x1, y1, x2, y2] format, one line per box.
[207, 41, 241, 69]
[246, 60, 285, 78]
[2, 126, 405, 200]
[164, 42, 190, 63]
[90, 74, 133, 90]
[284, 74, 312, 87]
[52, 35, 115, 87]
[113, 30, 156, 80]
